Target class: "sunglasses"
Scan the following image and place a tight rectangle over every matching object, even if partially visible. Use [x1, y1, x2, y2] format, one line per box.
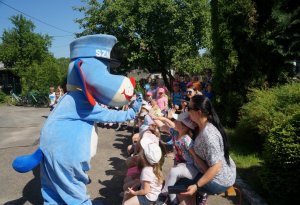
[187, 90, 193, 94]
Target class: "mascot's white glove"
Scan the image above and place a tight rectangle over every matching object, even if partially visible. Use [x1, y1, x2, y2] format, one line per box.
[131, 92, 143, 113]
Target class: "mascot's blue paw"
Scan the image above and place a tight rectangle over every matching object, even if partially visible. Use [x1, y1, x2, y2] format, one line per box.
[136, 92, 143, 102]
[12, 148, 43, 173]
[132, 93, 143, 113]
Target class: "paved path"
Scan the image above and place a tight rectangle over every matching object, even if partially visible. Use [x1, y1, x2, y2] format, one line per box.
[0, 105, 248, 205]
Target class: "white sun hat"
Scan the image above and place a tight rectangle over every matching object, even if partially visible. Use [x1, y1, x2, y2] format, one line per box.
[140, 136, 161, 165]
[174, 112, 197, 130]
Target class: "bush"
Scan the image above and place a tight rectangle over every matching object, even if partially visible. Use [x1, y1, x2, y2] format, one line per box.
[236, 82, 300, 204]
[261, 112, 300, 204]
[0, 91, 6, 103]
[237, 82, 300, 150]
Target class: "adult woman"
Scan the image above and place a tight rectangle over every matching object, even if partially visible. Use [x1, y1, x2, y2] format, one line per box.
[185, 84, 202, 101]
[178, 95, 236, 205]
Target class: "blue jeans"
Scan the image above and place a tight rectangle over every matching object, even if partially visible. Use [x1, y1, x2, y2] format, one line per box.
[175, 172, 228, 194]
[137, 195, 154, 205]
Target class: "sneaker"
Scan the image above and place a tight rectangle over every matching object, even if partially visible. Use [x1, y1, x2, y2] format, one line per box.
[155, 194, 168, 205]
[197, 193, 207, 205]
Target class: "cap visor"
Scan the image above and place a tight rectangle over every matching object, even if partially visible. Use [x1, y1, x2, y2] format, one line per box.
[96, 57, 121, 68]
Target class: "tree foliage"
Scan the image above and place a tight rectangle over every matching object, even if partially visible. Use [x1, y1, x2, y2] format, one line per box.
[211, 0, 299, 126]
[75, 0, 212, 87]
[0, 15, 51, 68]
[236, 82, 300, 204]
[0, 15, 68, 95]
[19, 57, 68, 95]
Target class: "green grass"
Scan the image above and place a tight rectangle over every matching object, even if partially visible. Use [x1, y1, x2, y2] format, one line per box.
[226, 128, 268, 199]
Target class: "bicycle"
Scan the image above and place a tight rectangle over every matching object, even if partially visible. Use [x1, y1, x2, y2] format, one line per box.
[29, 92, 49, 107]
[8, 90, 25, 106]
[8, 90, 48, 107]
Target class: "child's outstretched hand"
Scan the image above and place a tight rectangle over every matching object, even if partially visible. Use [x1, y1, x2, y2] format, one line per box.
[135, 92, 143, 102]
[131, 92, 143, 113]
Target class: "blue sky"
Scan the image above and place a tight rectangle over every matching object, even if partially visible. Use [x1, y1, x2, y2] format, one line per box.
[0, 0, 88, 58]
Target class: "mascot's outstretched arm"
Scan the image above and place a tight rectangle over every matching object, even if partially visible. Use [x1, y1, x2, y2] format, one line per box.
[12, 34, 142, 205]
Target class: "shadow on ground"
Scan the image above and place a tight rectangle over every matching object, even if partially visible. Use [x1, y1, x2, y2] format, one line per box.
[96, 128, 133, 205]
[4, 166, 43, 205]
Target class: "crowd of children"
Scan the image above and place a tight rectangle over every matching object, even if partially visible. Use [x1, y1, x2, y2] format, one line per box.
[117, 71, 215, 205]
[141, 70, 214, 115]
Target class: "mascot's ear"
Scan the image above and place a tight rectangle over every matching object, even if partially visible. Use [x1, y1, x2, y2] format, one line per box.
[74, 59, 96, 106]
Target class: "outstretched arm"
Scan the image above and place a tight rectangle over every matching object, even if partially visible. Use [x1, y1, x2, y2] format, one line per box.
[78, 97, 142, 123]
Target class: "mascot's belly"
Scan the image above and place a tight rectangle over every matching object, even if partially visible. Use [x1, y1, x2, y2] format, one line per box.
[40, 119, 93, 165]
[40, 94, 95, 166]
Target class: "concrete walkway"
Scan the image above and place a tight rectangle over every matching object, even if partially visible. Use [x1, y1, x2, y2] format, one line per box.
[0, 105, 259, 205]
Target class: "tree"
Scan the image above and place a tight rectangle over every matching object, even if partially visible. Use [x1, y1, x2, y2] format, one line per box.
[210, 0, 299, 126]
[0, 15, 51, 68]
[21, 57, 68, 95]
[75, 0, 212, 87]
[0, 15, 68, 95]
[261, 0, 299, 60]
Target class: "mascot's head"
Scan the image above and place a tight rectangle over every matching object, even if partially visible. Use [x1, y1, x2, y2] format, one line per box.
[67, 34, 136, 107]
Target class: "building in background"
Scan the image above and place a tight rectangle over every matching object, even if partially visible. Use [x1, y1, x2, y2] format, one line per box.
[0, 62, 21, 94]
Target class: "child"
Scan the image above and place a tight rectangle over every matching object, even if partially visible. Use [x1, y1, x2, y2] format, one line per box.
[127, 111, 148, 156]
[57, 85, 64, 97]
[151, 112, 208, 205]
[203, 82, 214, 101]
[149, 82, 157, 99]
[48, 85, 56, 111]
[123, 136, 163, 205]
[170, 83, 183, 113]
[149, 100, 162, 117]
[156, 78, 169, 95]
[123, 115, 162, 196]
[155, 88, 168, 116]
[55, 88, 62, 104]
[145, 91, 153, 104]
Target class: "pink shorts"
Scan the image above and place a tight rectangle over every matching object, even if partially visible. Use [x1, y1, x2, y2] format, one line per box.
[126, 166, 140, 176]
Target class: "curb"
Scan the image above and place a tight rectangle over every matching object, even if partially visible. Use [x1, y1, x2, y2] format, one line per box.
[235, 174, 269, 205]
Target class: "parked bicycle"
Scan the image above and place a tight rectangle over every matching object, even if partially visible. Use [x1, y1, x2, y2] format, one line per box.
[29, 91, 49, 107]
[8, 90, 49, 107]
[8, 90, 28, 106]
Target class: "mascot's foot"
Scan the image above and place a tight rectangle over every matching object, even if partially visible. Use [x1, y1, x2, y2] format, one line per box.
[12, 148, 43, 173]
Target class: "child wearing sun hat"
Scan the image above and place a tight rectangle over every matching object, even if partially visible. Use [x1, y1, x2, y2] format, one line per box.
[122, 134, 163, 205]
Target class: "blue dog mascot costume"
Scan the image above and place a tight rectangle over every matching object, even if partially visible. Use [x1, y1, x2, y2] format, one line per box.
[12, 34, 142, 204]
